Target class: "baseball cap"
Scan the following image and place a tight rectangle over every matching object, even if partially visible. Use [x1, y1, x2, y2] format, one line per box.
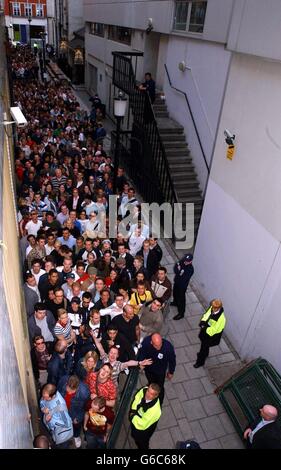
[71, 296, 80, 304]
[176, 440, 200, 449]
[66, 272, 75, 279]
[184, 254, 193, 262]
[102, 239, 111, 245]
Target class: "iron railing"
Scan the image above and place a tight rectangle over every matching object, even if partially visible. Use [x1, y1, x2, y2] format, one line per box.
[218, 358, 281, 439]
[106, 367, 139, 449]
[112, 52, 178, 207]
[164, 63, 210, 176]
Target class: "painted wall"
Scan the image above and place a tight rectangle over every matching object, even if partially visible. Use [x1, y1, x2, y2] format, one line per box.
[68, 0, 84, 40]
[163, 36, 231, 190]
[227, 0, 281, 62]
[85, 28, 145, 107]
[0, 27, 38, 447]
[194, 52, 281, 370]
[83, 0, 234, 43]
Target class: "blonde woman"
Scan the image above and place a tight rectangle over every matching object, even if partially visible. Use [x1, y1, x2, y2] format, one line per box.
[75, 350, 101, 381]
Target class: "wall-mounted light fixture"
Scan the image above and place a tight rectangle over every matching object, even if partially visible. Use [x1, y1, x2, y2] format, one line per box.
[74, 48, 84, 65]
[59, 39, 68, 53]
[178, 61, 191, 72]
[146, 18, 153, 34]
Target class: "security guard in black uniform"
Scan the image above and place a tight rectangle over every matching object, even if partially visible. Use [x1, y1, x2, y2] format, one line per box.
[172, 254, 194, 320]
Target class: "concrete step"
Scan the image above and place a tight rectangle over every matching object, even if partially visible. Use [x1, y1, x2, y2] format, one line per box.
[153, 104, 168, 111]
[157, 119, 184, 133]
[160, 133, 186, 142]
[168, 162, 193, 169]
[154, 112, 170, 118]
[169, 162, 196, 173]
[167, 156, 191, 164]
[173, 184, 202, 196]
[163, 141, 187, 149]
[176, 194, 203, 203]
[165, 148, 190, 156]
[173, 179, 200, 188]
[170, 168, 197, 182]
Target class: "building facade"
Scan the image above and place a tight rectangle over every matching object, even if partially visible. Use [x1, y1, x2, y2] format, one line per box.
[83, 0, 281, 372]
[83, 0, 233, 190]
[4, 0, 48, 46]
[194, 0, 281, 372]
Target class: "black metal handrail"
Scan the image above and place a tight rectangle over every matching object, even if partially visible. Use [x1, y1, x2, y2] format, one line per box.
[112, 52, 178, 206]
[164, 63, 210, 175]
[106, 367, 139, 449]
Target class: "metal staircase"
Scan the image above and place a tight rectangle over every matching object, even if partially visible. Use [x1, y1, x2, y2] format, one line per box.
[112, 51, 205, 245]
[153, 97, 204, 235]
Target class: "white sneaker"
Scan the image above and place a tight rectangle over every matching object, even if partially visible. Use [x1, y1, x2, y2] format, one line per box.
[74, 436, 82, 448]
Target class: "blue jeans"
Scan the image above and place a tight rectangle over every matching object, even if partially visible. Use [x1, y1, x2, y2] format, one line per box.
[85, 430, 105, 449]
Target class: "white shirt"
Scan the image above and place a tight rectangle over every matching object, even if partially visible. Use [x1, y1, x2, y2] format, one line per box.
[99, 303, 123, 320]
[249, 419, 275, 444]
[45, 243, 55, 256]
[31, 269, 46, 285]
[25, 220, 43, 237]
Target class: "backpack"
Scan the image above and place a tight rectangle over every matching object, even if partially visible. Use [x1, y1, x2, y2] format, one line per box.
[41, 392, 73, 445]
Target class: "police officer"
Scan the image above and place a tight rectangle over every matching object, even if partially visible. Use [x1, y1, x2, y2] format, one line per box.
[129, 383, 162, 449]
[172, 254, 194, 320]
[193, 299, 226, 368]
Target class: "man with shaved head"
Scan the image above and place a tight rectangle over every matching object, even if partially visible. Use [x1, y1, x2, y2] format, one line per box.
[243, 404, 281, 449]
[138, 333, 176, 404]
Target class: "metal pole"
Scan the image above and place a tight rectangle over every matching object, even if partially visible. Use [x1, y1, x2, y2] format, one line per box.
[42, 34, 46, 76]
[113, 116, 121, 194]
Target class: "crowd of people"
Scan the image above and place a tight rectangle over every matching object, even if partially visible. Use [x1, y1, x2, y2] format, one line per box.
[11, 44, 279, 451]
[12, 44, 176, 449]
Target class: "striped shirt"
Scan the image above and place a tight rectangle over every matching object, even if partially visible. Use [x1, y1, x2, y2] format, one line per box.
[54, 320, 72, 344]
[51, 175, 68, 192]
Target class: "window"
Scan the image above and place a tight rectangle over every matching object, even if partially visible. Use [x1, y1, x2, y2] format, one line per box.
[12, 2, 21, 16]
[108, 25, 131, 45]
[24, 3, 32, 17]
[90, 23, 105, 37]
[173, 1, 207, 33]
[36, 4, 44, 17]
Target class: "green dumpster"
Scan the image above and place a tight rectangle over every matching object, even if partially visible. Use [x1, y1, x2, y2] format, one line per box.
[217, 357, 281, 439]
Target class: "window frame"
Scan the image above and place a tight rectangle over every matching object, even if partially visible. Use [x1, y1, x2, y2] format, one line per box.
[12, 2, 21, 16]
[108, 25, 132, 45]
[90, 22, 105, 38]
[173, 1, 207, 34]
[24, 3, 32, 17]
[36, 4, 44, 17]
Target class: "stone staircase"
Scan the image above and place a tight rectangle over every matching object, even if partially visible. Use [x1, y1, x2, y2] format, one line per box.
[153, 96, 204, 240]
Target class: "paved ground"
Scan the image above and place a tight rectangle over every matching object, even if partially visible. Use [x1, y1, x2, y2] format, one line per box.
[122, 238, 244, 449]
[71, 85, 245, 450]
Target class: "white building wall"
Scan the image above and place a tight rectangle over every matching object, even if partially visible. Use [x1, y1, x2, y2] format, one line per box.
[85, 29, 145, 107]
[194, 52, 281, 371]
[83, 0, 233, 43]
[83, 1, 234, 189]
[227, 0, 281, 61]
[163, 37, 231, 190]
[68, 0, 84, 40]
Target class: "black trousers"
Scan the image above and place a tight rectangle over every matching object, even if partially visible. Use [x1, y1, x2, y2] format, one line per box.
[131, 423, 157, 449]
[196, 340, 210, 366]
[145, 370, 165, 405]
[173, 283, 187, 316]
